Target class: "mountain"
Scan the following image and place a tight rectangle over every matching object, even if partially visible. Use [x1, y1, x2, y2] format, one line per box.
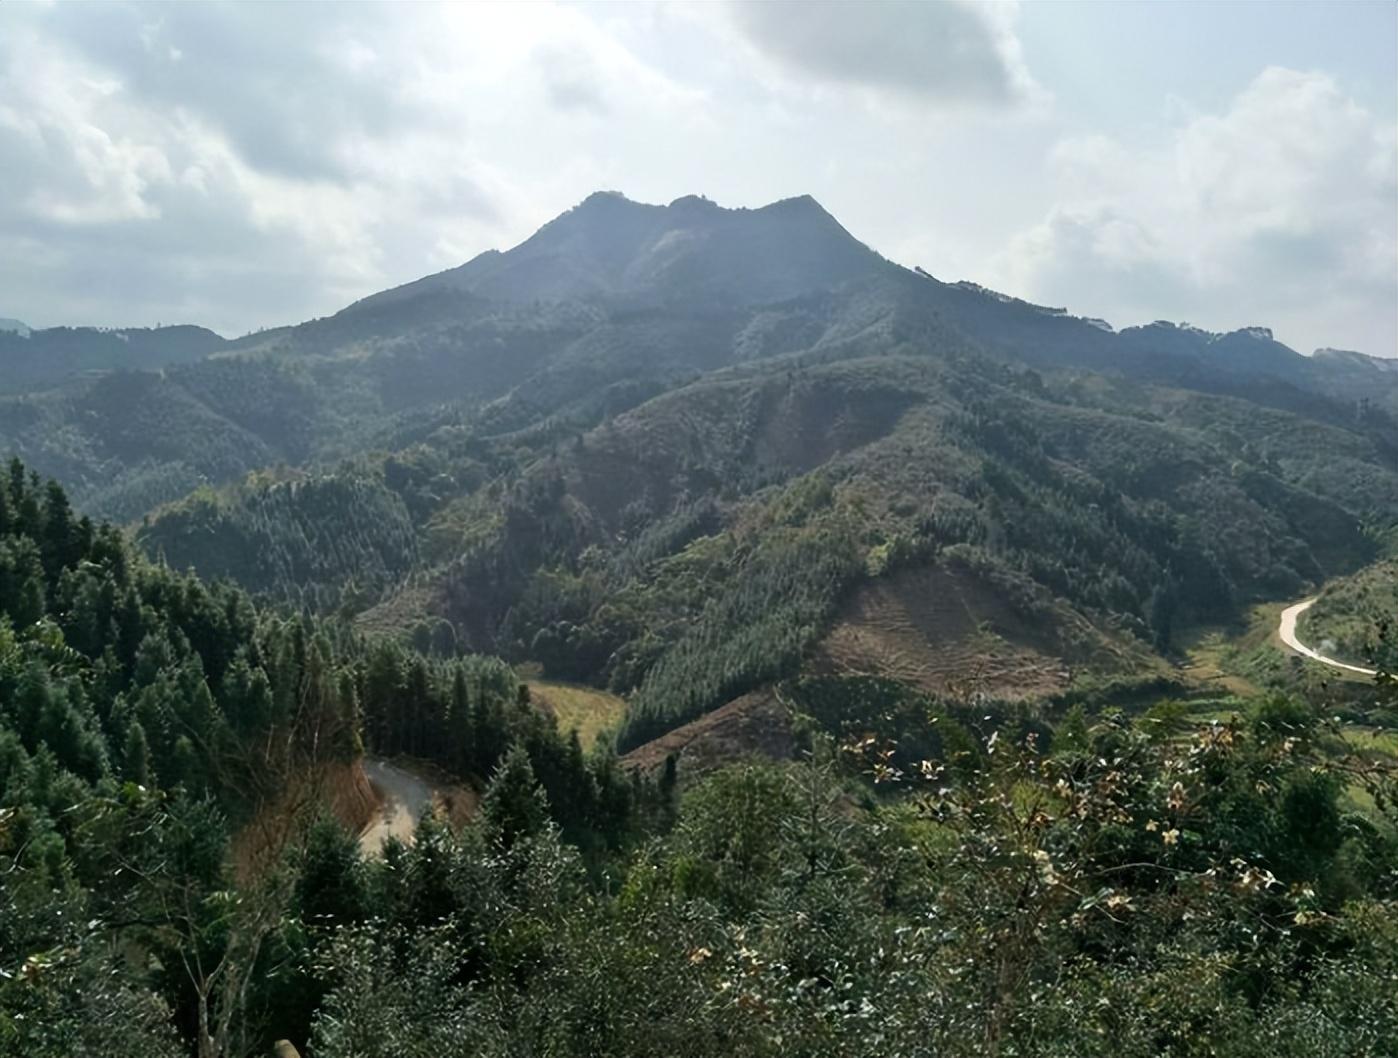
[0, 317, 28, 336]
[3, 191, 1398, 754]
[12, 192, 1392, 526]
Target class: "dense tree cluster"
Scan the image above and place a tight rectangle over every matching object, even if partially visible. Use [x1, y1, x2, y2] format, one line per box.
[5, 462, 1398, 1056]
[203, 702, 1398, 1056]
[137, 472, 420, 612]
[0, 464, 650, 1054]
[401, 354, 1381, 751]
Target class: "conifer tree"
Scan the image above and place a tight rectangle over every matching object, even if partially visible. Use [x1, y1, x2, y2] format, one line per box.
[124, 719, 152, 787]
[482, 742, 550, 849]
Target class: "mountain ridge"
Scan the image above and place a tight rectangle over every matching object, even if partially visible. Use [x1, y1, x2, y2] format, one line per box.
[7, 192, 1388, 374]
[5, 191, 1396, 534]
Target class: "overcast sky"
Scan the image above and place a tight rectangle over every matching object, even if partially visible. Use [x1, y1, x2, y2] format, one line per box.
[1, 1, 1394, 355]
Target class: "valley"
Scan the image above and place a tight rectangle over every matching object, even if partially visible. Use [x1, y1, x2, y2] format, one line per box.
[4, 191, 1396, 1058]
[8, 191, 1396, 768]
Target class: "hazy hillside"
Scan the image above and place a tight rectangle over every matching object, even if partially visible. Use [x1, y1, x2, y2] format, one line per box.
[0, 324, 226, 392]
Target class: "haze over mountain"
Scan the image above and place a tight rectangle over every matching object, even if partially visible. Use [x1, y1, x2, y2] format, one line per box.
[5, 191, 1394, 519]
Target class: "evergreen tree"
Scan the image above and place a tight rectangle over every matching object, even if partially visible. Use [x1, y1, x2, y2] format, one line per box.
[40, 479, 79, 585]
[482, 743, 550, 849]
[295, 817, 368, 927]
[449, 664, 473, 773]
[123, 719, 152, 787]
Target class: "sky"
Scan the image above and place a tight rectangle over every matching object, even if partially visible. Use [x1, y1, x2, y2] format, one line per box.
[1, 1, 1394, 356]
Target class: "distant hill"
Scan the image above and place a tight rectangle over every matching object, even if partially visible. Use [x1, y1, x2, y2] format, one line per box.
[0, 323, 226, 393]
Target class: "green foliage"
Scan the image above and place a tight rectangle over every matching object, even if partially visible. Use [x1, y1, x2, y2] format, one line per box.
[1302, 556, 1398, 668]
[0, 463, 644, 1055]
[482, 743, 551, 850]
[618, 500, 864, 749]
[137, 470, 419, 612]
[307, 711, 1398, 1058]
[4, 466, 1396, 1054]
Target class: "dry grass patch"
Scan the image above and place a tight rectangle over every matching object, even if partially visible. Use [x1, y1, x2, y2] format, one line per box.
[528, 680, 627, 749]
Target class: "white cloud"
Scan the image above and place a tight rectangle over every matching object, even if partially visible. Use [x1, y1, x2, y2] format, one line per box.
[993, 67, 1397, 355]
[0, 3, 1390, 363]
[0, 2, 706, 335]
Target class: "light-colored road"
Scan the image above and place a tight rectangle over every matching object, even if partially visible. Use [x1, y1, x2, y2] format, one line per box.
[358, 758, 436, 856]
[1277, 597, 1377, 677]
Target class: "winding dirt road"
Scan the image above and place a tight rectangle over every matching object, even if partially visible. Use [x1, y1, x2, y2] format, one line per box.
[1277, 597, 1377, 677]
[358, 758, 435, 856]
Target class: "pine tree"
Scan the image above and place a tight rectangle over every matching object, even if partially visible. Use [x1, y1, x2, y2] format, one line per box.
[124, 719, 152, 787]
[295, 817, 367, 926]
[171, 734, 201, 793]
[482, 743, 550, 849]
[15, 569, 45, 628]
[41, 479, 79, 584]
[406, 657, 432, 757]
[449, 664, 472, 773]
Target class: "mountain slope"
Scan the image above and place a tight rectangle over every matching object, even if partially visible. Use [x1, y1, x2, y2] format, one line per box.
[7, 192, 1396, 523]
[4, 191, 1398, 755]
[355, 346, 1379, 748]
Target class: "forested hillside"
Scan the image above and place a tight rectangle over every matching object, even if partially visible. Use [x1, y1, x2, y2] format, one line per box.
[6, 193, 1398, 528]
[364, 347, 1387, 748]
[0, 463, 646, 1055]
[6, 193, 1396, 764]
[6, 465, 1398, 1056]
[136, 469, 421, 613]
[0, 325, 226, 394]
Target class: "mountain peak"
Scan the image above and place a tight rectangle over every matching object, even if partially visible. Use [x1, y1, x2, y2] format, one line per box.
[667, 193, 721, 213]
[761, 193, 825, 213]
[576, 189, 638, 209]
[348, 191, 885, 313]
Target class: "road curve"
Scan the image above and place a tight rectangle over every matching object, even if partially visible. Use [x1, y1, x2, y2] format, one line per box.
[358, 758, 436, 856]
[1277, 597, 1377, 677]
